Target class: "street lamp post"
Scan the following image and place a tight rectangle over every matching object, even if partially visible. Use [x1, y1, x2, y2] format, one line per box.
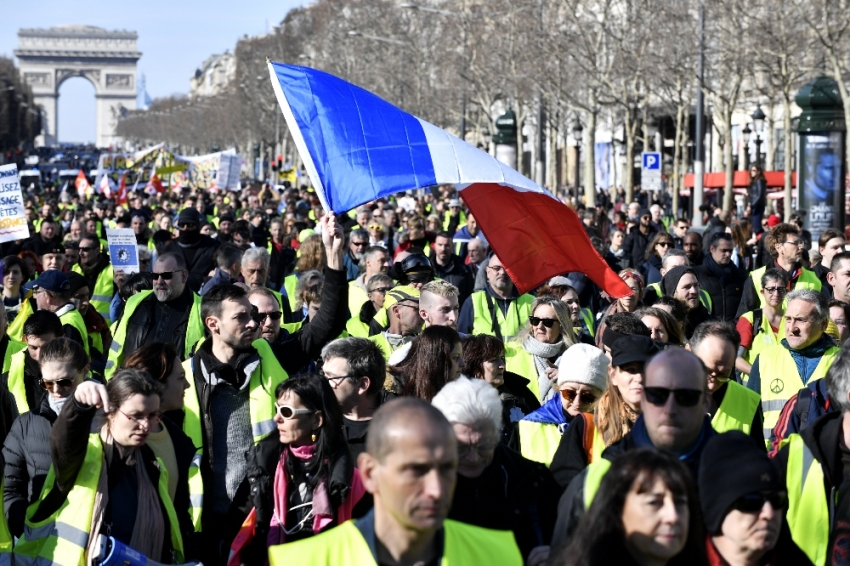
[752, 105, 766, 168]
[741, 124, 752, 171]
[572, 117, 583, 200]
[347, 30, 409, 107]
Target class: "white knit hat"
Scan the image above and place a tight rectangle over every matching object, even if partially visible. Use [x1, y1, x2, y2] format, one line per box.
[557, 344, 609, 392]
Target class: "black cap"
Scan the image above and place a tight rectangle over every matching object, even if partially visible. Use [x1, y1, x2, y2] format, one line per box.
[177, 208, 201, 226]
[698, 431, 783, 534]
[67, 272, 89, 295]
[610, 335, 660, 367]
[219, 213, 235, 223]
[662, 265, 697, 297]
[153, 230, 172, 244]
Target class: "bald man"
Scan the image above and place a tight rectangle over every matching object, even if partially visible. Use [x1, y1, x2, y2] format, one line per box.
[269, 398, 522, 565]
[552, 347, 717, 547]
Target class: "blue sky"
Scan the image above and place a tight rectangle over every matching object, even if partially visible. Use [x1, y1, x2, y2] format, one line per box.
[2, 0, 304, 144]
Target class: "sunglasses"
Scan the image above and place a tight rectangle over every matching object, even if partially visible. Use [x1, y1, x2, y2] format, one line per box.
[529, 316, 558, 328]
[560, 389, 597, 405]
[763, 286, 786, 295]
[40, 378, 74, 390]
[731, 491, 786, 513]
[275, 402, 313, 420]
[643, 386, 703, 407]
[153, 270, 183, 281]
[78, 246, 97, 252]
[657, 241, 672, 247]
[178, 222, 198, 230]
[256, 311, 283, 324]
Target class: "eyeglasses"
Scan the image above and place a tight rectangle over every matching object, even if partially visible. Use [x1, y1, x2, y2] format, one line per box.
[457, 441, 497, 458]
[643, 386, 703, 407]
[118, 408, 161, 427]
[152, 270, 184, 281]
[255, 311, 282, 324]
[395, 302, 420, 310]
[275, 402, 313, 420]
[731, 491, 786, 513]
[560, 389, 597, 405]
[350, 241, 368, 247]
[319, 369, 354, 385]
[78, 246, 97, 252]
[763, 286, 786, 295]
[369, 287, 393, 295]
[40, 378, 74, 390]
[783, 239, 804, 248]
[178, 222, 197, 231]
[529, 316, 559, 328]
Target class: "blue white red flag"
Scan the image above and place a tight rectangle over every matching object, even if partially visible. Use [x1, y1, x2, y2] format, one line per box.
[267, 60, 630, 297]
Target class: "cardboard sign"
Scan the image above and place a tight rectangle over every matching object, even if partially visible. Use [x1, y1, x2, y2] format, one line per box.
[0, 164, 30, 243]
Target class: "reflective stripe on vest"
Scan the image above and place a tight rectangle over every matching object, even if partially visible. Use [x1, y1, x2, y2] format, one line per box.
[785, 434, 829, 566]
[59, 309, 89, 356]
[268, 518, 522, 566]
[583, 458, 613, 509]
[72, 263, 114, 324]
[757, 345, 839, 440]
[106, 290, 205, 380]
[518, 420, 563, 466]
[7, 350, 29, 414]
[13, 434, 184, 565]
[470, 291, 534, 341]
[750, 266, 822, 309]
[182, 339, 290, 531]
[504, 345, 541, 401]
[710, 381, 761, 435]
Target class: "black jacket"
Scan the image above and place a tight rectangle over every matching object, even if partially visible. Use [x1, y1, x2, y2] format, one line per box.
[684, 303, 714, 339]
[749, 177, 767, 210]
[2, 395, 55, 537]
[163, 236, 220, 292]
[343, 390, 397, 462]
[622, 225, 657, 268]
[448, 443, 561, 560]
[119, 287, 195, 360]
[694, 257, 747, 322]
[433, 255, 475, 307]
[268, 244, 296, 290]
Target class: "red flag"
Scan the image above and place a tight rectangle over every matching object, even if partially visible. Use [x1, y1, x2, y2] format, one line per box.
[460, 183, 633, 297]
[115, 173, 128, 205]
[145, 170, 165, 194]
[74, 170, 90, 198]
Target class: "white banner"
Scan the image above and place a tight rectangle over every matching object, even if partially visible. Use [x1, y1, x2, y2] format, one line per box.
[106, 228, 140, 274]
[0, 164, 30, 243]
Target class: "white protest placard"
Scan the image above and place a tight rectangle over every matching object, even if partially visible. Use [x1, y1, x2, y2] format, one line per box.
[0, 164, 31, 243]
[106, 228, 140, 274]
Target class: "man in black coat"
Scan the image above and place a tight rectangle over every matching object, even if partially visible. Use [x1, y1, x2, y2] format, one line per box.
[622, 211, 657, 268]
[694, 232, 747, 322]
[162, 208, 219, 292]
[432, 231, 474, 307]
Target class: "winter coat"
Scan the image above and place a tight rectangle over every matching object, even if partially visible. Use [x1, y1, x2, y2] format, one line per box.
[162, 235, 220, 292]
[694, 256, 747, 322]
[622, 225, 657, 268]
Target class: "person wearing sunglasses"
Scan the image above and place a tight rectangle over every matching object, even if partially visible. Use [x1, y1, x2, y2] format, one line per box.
[228, 374, 367, 563]
[348, 246, 389, 320]
[3, 338, 87, 537]
[736, 269, 788, 379]
[505, 296, 576, 403]
[17, 369, 196, 565]
[370, 285, 424, 361]
[343, 228, 370, 282]
[640, 233, 676, 286]
[240, 247, 295, 324]
[346, 274, 394, 339]
[517, 344, 608, 467]
[71, 233, 116, 324]
[28, 270, 89, 357]
[157, 207, 220, 293]
[693, 232, 748, 323]
[736, 223, 822, 320]
[552, 347, 715, 546]
[3, 310, 62, 416]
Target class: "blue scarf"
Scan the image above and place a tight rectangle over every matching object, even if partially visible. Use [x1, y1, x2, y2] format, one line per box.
[521, 394, 567, 427]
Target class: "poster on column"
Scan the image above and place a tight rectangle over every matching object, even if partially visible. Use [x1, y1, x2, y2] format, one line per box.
[106, 228, 140, 275]
[798, 132, 845, 244]
[0, 164, 30, 244]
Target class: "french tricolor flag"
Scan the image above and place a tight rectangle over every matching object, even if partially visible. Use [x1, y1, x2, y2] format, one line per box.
[268, 60, 631, 297]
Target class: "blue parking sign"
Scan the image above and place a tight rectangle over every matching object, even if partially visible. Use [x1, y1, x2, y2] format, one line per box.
[642, 152, 661, 170]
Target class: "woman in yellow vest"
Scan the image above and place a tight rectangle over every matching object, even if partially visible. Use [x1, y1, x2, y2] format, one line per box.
[123, 342, 198, 517]
[346, 274, 393, 338]
[505, 296, 577, 403]
[14, 369, 195, 565]
[282, 235, 325, 315]
[3, 338, 88, 538]
[228, 374, 367, 564]
[516, 344, 609, 466]
[736, 268, 787, 378]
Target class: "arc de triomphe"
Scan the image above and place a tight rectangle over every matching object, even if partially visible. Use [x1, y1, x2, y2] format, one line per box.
[14, 25, 141, 148]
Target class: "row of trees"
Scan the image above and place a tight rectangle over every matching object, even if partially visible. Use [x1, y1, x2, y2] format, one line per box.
[116, 0, 850, 212]
[0, 58, 41, 154]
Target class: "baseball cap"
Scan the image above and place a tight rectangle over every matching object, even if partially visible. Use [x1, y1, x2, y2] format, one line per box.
[610, 335, 660, 367]
[177, 208, 201, 226]
[448, 198, 461, 208]
[384, 285, 421, 310]
[32, 270, 71, 294]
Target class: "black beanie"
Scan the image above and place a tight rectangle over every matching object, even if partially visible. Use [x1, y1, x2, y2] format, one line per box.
[698, 431, 783, 534]
[661, 265, 696, 297]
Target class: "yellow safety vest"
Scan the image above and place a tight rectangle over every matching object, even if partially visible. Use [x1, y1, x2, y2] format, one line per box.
[504, 344, 541, 401]
[518, 419, 563, 466]
[105, 290, 205, 380]
[579, 308, 596, 338]
[741, 310, 786, 375]
[470, 291, 534, 341]
[784, 434, 829, 566]
[749, 265, 822, 309]
[442, 210, 467, 231]
[13, 433, 183, 566]
[7, 349, 31, 415]
[348, 281, 369, 320]
[58, 307, 89, 357]
[368, 333, 393, 361]
[346, 317, 370, 338]
[268, 518, 522, 566]
[583, 458, 613, 509]
[72, 263, 114, 324]
[710, 380, 761, 435]
[283, 274, 299, 312]
[756, 344, 839, 441]
[8, 296, 34, 342]
[181, 339, 289, 531]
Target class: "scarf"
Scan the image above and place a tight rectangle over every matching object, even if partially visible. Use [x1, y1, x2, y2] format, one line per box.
[268, 444, 333, 546]
[86, 423, 165, 565]
[384, 332, 413, 351]
[523, 336, 566, 401]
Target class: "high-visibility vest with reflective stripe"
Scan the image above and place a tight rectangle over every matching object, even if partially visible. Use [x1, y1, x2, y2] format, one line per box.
[269, 289, 287, 328]
[741, 310, 785, 371]
[470, 291, 534, 341]
[8, 296, 34, 342]
[105, 290, 205, 379]
[346, 317, 370, 338]
[504, 344, 541, 401]
[7, 349, 30, 414]
[181, 339, 289, 531]
[784, 434, 829, 566]
[268, 518, 522, 566]
[518, 419, 563, 466]
[3, 339, 24, 374]
[583, 458, 613, 509]
[348, 282, 369, 321]
[72, 263, 114, 324]
[645, 282, 713, 311]
[59, 308, 89, 357]
[750, 266, 822, 309]
[757, 344, 839, 440]
[13, 433, 184, 566]
[283, 274, 299, 312]
[710, 380, 761, 435]
[442, 210, 467, 231]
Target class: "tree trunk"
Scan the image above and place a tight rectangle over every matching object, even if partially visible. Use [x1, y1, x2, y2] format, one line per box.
[672, 103, 685, 217]
[783, 95, 793, 221]
[723, 115, 734, 212]
[583, 110, 597, 207]
[624, 119, 635, 204]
